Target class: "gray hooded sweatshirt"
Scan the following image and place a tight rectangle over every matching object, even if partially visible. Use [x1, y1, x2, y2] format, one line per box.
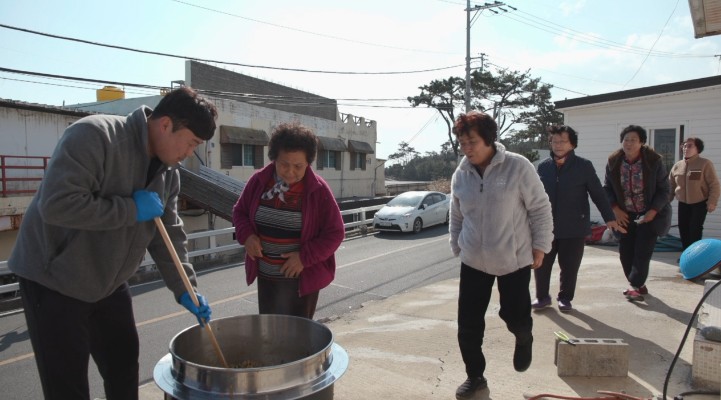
[450, 143, 553, 275]
[9, 107, 195, 302]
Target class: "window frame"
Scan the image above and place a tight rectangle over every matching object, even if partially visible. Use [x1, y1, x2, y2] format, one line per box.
[318, 150, 341, 170]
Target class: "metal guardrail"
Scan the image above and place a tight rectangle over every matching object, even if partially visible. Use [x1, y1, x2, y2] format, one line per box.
[0, 260, 15, 296]
[0, 205, 384, 296]
[1, 155, 50, 197]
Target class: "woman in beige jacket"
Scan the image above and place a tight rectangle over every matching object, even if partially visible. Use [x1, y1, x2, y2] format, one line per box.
[669, 137, 721, 251]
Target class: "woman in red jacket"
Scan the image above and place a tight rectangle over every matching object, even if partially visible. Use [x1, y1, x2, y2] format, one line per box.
[232, 123, 345, 318]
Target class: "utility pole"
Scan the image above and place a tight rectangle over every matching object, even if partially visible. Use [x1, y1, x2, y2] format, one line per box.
[465, 1, 505, 112]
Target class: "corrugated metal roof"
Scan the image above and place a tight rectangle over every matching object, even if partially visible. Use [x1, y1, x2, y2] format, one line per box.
[178, 165, 245, 222]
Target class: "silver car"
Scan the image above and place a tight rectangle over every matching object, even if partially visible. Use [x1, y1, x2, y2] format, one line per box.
[373, 191, 450, 233]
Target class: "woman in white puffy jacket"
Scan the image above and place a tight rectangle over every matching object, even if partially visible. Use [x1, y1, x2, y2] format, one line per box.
[449, 111, 553, 400]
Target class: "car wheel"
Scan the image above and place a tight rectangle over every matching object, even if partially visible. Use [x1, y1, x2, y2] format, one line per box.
[444, 211, 449, 225]
[412, 218, 423, 234]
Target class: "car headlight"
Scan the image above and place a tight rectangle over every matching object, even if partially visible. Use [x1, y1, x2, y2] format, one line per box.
[403, 212, 412, 218]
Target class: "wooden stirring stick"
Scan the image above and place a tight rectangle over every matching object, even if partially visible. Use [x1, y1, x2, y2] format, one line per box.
[153, 217, 229, 368]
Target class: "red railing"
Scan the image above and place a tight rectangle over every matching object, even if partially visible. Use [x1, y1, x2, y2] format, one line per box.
[1, 155, 50, 197]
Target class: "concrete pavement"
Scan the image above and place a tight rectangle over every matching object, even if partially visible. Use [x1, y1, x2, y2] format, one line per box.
[138, 245, 719, 399]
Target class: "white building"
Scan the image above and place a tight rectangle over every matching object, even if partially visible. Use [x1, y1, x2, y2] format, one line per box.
[555, 75, 721, 238]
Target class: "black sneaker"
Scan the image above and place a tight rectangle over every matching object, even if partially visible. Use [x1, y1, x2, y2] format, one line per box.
[455, 376, 488, 399]
[531, 296, 552, 310]
[513, 336, 533, 372]
[557, 298, 572, 313]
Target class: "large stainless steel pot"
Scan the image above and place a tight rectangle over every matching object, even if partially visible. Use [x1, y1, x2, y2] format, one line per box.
[154, 314, 348, 399]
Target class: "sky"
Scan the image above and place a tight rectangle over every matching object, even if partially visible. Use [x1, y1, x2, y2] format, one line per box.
[1, 0, 720, 160]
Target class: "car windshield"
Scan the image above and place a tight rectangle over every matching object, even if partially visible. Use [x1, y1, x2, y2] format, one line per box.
[387, 193, 423, 207]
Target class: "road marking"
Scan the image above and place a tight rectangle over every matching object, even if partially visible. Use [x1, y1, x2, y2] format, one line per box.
[136, 291, 257, 327]
[0, 352, 33, 367]
[337, 236, 447, 270]
[0, 235, 450, 366]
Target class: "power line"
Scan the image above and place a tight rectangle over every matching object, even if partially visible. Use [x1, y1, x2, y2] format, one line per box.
[0, 67, 423, 109]
[483, 61, 589, 96]
[622, 0, 680, 88]
[171, 0, 457, 56]
[0, 76, 157, 97]
[482, 56, 623, 86]
[0, 23, 463, 75]
[499, 7, 715, 59]
[406, 113, 440, 145]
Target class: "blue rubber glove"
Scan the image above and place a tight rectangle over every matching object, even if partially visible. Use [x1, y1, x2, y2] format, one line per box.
[133, 190, 163, 222]
[180, 291, 212, 327]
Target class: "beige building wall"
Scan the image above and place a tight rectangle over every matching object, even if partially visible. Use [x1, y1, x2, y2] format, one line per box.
[208, 96, 379, 198]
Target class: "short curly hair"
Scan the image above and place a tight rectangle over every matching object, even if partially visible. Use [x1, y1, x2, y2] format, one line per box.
[547, 125, 578, 148]
[620, 125, 647, 144]
[685, 137, 705, 153]
[452, 111, 497, 146]
[267, 122, 318, 164]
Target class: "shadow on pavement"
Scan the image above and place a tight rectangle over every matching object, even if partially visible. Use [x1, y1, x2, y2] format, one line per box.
[542, 309, 691, 399]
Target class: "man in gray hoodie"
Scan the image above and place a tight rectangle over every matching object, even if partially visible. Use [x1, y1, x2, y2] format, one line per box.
[8, 87, 217, 400]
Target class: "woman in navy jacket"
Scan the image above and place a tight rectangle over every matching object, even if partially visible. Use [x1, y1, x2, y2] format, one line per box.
[533, 125, 624, 312]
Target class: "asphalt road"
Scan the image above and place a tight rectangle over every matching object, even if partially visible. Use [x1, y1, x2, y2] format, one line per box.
[0, 225, 459, 399]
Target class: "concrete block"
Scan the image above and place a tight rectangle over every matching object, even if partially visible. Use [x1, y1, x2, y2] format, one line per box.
[555, 338, 628, 377]
[692, 330, 721, 389]
[698, 279, 721, 330]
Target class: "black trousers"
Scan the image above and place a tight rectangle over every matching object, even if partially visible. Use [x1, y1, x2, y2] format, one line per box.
[257, 275, 320, 319]
[19, 277, 139, 400]
[618, 216, 658, 288]
[457, 263, 532, 378]
[678, 201, 708, 251]
[534, 237, 586, 302]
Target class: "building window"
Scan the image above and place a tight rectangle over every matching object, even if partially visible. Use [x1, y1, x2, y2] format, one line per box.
[650, 127, 678, 174]
[221, 143, 264, 169]
[228, 144, 256, 166]
[318, 150, 340, 170]
[316, 136, 347, 171]
[350, 152, 366, 170]
[219, 125, 269, 170]
[347, 140, 374, 171]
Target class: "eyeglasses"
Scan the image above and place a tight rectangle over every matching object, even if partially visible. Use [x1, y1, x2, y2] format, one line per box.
[550, 140, 570, 145]
[623, 138, 640, 143]
[682, 143, 695, 148]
